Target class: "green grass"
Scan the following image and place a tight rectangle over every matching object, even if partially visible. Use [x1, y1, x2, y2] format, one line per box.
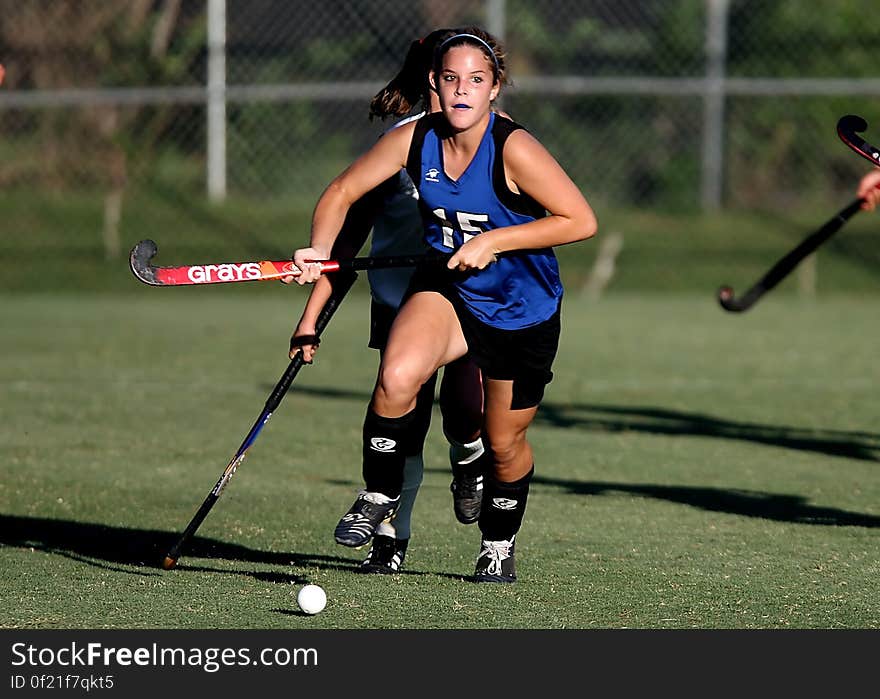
[2, 290, 878, 629]
[2, 187, 880, 297]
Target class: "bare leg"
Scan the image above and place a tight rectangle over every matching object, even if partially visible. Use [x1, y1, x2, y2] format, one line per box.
[335, 292, 468, 549]
[473, 378, 540, 583]
[373, 291, 468, 416]
[482, 378, 537, 483]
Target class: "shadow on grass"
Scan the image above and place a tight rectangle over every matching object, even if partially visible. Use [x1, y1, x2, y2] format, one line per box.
[1, 514, 348, 578]
[535, 402, 880, 462]
[286, 384, 880, 463]
[279, 385, 880, 526]
[529, 475, 880, 528]
[0, 514, 466, 581]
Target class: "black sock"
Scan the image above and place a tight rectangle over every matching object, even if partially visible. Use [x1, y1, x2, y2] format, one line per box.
[478, 466, 534, 541]
[362, 407, 417, 499]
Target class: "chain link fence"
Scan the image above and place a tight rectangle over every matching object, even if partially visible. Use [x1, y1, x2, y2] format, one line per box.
[0, 0, 878, 262]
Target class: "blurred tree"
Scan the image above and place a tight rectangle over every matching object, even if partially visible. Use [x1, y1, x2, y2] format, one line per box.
[0, 0, 204, 258]
[505, 0, 880, 209]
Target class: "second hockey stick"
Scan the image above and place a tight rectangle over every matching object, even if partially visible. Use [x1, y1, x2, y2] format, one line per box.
[161, 272, 357, 570]
[717, 198, 863, 313]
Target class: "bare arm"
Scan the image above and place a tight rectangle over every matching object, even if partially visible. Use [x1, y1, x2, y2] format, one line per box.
[290, 184, 388, 361]
[290, 123, 414, 283]
[448, 129, 597, 270]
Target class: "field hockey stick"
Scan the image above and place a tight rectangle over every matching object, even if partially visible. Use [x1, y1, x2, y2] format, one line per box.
[837, 115, 880, 166]
[130, 239, 450, 287]
[161, 272, 357, 570]
[717, 198, 864, 313]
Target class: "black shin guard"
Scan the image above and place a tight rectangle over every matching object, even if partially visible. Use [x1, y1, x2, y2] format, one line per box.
[479, 466, 534, 541]
[362, 407, 417, 498]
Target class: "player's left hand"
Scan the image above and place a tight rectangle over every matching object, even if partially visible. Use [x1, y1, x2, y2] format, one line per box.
[447, 236, 499, 272]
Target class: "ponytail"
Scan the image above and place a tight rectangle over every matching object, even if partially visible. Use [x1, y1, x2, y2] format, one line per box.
[369, 28, 455, 121]
[369, 38, 430, 120]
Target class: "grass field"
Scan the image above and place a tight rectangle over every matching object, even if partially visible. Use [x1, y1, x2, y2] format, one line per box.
[2, 286, 878, 629]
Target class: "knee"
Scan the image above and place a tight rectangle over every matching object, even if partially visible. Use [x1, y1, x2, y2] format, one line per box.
[377, 362, 424, 402]
[486, 432, 526, 470]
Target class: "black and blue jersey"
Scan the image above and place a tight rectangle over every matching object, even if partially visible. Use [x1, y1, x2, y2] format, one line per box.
[406, 112, 562, 330]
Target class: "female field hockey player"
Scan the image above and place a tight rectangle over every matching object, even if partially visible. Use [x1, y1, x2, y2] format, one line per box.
[289, 29, 486, 574]
[291, 27, 597, 582]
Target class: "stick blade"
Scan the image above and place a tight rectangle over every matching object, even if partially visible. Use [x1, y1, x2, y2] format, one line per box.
[717, 285, 756, 313]
[837, 114, 868, 137]
[717, 285, 743, 312]
[130, 239, 161, 285]
[162, 555, 178, 570]
[837, 114, 880, 166]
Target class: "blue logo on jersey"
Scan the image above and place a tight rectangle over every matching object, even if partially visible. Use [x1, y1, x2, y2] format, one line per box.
[425, 168, 440, 183]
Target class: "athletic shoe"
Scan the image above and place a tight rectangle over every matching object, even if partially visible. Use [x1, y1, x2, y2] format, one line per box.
[334, 490, 399, 548]
[359, 535, 408, 574]
[450, 465, 483, 524]
[472, 536, 516, 583]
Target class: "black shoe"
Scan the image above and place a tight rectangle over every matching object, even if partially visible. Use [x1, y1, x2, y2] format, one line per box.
[450, 465, 483, 524]
[472, 536, 516, 583]
[359, 535, 408, 574]
[334, 490, 400, 548]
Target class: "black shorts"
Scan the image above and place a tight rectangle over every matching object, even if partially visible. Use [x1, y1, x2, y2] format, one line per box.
[368, 300, 398, 351]
[405, 265, 560, 410]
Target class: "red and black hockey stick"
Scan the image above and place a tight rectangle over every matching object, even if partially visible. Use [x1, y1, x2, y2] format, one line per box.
[161, 271, 357, 570]
[717, 198, 863, 313]
[130, 239, 449, 287]
[837, 114, 880, 167]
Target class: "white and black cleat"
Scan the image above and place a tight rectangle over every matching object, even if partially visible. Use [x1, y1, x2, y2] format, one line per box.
[472, 536, 516, 583]
[334, 490, 399, 548]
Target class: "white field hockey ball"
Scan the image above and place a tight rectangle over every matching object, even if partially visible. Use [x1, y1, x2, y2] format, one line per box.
[296, 584, 327, 615]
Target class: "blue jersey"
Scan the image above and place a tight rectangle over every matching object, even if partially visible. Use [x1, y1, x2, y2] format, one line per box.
[406, 112, 562, 330]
